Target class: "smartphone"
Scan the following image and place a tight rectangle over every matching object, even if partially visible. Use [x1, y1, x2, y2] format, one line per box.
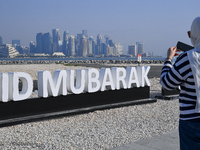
[176, 41, 194, 52]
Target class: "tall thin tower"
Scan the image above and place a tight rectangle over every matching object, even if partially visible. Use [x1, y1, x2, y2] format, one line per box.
[80, 35, 87, 57]
[52, 29, 61, 52]
[36, 32, 44, 53]
[43, 33, 53, 54]
[63, 31, 69, 55]
[68, 35, 75, 56]
[97, 34, 102, 55]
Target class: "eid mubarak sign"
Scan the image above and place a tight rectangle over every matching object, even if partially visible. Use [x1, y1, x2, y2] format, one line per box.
[0, 66, 150, 102]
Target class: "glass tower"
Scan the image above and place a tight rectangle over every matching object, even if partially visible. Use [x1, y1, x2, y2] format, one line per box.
[97, 34, 102, 55]
[128, 44, 137, 56]
[43, 33, 52, 54]
[36, 33, 44, 53]
[52, 29, 61, 52]
[63, 31, 69, 55]
[136, 42, 144, 55]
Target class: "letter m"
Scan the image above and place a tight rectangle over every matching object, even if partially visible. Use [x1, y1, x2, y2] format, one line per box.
[38, 70, 67, 98]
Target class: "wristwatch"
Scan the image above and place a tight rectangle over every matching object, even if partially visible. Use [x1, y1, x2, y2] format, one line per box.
[165, 58, 172, 61]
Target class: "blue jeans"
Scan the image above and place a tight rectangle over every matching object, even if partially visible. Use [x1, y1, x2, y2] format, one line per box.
[179, 119, 200, 150]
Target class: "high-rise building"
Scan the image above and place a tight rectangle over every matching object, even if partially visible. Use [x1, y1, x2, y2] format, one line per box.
[63, 31, 69, 55]
[68, 35, 75, 57]
[43, 33, 53, 54]
[0, 36, 3, 46]
[52, 29, 61, 52]
[36, 33, 44, 53]
[97, 34, 102, 55]
[101, 43, 107, 56]
[29, 41, 36, 54]
[95, 45, 98, 56]
[88, 37, 93, 55]
[12, 40, 20, 46]
[114, 43, 123, 55]
[128, 44, 137, 56]
[76, 34, 83, 57]
[82, 30, 88, 38]
[36, 32, 53, 54]
[136, 42, 144, 54]
[88, 36, 95, 55]
[80, 35, 87, 57]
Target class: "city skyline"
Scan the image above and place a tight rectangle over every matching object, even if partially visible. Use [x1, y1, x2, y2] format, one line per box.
[0, 28, 143, 56]
[0, 0, 199, 56]
[30, 29, 127, 57]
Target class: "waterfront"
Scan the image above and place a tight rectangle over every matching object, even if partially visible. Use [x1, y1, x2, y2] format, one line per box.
[0, 57, 165, 61]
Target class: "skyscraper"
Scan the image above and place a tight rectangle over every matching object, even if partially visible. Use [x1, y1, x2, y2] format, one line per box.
[97, 34, 102, 55]
[43, 33, 53, 54]
[101, 43, 107, 56]
[52, 29, 61, 52]
[68, 35, 75, 57]
[136, 42, 144, 54]
[63, 31, 69, 55]
[35, 32, 53, 54]
[128, 44, 137, 56]
[36, 32, 44, 53]
[80, 35, 87, 57]
[0, 36, 3, 46]
[76, 34, 83, 57]
[88, 36, 95, 55]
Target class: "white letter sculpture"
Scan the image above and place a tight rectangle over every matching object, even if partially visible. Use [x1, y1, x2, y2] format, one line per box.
[111, 67, 127, 90]
[67, 69, 85, 94]
[137, 66, 150, 87]
[99, 68, 115, 91]
[38, 70, 67, 98]
[9, 72, 33, 101]
[0, 73, 9, 102]
[125, 67, 140, 88]
[85, 68, 101, 93]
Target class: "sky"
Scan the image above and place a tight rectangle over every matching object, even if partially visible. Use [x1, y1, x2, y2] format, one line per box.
[0, 0, 199, 56]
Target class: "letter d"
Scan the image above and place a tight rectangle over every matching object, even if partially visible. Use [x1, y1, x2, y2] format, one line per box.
[9, 72, 33, 101]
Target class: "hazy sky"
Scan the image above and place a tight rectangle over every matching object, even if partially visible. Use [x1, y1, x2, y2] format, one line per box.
[0, 0, 199, 56]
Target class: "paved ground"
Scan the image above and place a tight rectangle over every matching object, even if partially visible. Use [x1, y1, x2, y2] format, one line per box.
[109, 130, 179, 150]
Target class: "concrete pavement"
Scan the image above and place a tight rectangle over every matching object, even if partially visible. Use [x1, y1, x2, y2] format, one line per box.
[109, 130, 179, 150]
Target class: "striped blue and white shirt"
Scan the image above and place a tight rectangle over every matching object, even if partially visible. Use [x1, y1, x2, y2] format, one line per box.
[161, 52, 200, 121]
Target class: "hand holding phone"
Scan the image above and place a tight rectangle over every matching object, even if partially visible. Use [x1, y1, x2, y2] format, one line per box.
[167, 47, 178, 60]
